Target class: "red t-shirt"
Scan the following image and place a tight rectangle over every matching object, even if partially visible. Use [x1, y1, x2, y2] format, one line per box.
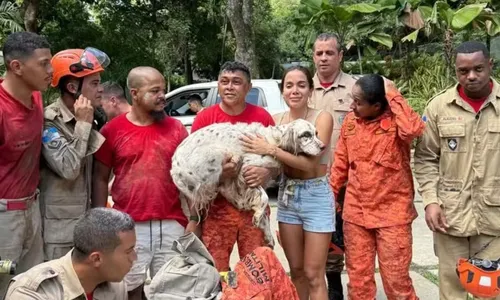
[0, 79, 43, 199]
[86, 292, 93, 300]
[320, 82, 333, 89]
[191, 103, 275, 206]
[458, 81, 493, 113]
[191, 103, 275, 132]
[94, 114, 189, 226]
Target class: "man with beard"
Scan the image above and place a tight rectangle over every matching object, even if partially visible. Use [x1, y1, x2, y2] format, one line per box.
[92, 66, 188, 300]
[39, 47, 109, 261]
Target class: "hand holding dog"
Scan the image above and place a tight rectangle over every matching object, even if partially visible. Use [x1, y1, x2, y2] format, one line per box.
[220, 154, 238, 181]
[240, 134, 274, 156]
[243, 166, 271, 188]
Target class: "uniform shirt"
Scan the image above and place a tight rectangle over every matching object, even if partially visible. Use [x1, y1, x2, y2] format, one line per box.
[94, 114, 189, 226]
[191, 103, 275, 215]
[0, 79, 43, 199]
[4, 250, 127, 300]
[309, 72, 357, 155]
[39, 98, 105, 251]
[330, 88, 424, 228]
[414, 79, 500, 237]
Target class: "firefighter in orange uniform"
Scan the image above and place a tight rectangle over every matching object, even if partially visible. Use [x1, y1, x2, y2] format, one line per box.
[330, 74, 424, 299]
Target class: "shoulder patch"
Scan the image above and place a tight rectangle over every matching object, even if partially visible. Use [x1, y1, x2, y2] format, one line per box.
[44, 104, 61, 120]
[42, 127, 61, 144]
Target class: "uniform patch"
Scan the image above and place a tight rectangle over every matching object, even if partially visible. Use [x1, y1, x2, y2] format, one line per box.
[422, 115, 428, 122]
[42, 127, 60, 144]
[380, 119, 391, 131]
[440, 116, 463, 122]
[448, 138, 458, 151]
[338, 114, 346, 126]
[344, 122, 356, 136]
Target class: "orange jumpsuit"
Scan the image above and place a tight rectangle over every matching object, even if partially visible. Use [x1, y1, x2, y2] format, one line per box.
[202, 198, 270, 271]
[329, 88, 425, 300]
[221, 247, 300, 300]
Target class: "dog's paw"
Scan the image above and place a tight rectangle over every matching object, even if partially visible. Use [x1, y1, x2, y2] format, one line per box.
[252, 214, 260, 227]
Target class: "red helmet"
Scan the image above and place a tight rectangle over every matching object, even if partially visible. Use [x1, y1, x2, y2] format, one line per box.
[51, 47, 110, 87]
[456, 257, 500, 298]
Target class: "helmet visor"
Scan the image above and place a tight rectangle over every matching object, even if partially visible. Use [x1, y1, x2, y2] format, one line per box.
[80, 47, 110, 70]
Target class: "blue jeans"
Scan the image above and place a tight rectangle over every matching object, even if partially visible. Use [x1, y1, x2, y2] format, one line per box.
[277, 175, 335, 233]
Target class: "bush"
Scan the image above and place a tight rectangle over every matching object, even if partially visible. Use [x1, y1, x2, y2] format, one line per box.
[395, 54, 455, 115]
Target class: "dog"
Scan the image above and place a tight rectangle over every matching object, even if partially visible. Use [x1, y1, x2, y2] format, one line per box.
[171, 119, 325, 247]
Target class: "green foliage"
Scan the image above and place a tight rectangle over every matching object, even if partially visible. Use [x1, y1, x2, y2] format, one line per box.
[395, 54, 455, 115]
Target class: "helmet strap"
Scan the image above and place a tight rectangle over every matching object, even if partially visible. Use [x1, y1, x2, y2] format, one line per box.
[74, 77, 84, 100]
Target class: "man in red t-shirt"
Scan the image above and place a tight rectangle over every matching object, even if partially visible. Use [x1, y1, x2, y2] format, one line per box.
[0, 32, 53, 295]
[187, 61, 278, 272]
[92, 67, 188, 300]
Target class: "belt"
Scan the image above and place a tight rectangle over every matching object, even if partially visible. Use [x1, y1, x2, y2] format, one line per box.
[0, 190, 39, 212]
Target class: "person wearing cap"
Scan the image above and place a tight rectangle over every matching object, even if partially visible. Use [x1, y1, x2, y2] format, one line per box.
[39, 47, 110, 261]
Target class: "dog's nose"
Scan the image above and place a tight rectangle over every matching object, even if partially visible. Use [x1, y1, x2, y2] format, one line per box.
[320, 145, 326, 151]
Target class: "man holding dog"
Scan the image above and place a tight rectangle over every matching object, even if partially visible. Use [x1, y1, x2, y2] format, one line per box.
[92, 66, 188, 300]
[187, 61, 278, 272]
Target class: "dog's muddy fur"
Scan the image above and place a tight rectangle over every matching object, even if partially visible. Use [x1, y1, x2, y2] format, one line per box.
[171, 119, 324, 247]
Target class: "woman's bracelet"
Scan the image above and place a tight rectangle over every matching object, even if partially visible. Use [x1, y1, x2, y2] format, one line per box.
[268, 145, 278, 159]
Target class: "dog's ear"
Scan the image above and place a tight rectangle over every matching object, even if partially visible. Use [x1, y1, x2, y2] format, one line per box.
[279, 124, 298, 154]
[272, 124, 287, 142]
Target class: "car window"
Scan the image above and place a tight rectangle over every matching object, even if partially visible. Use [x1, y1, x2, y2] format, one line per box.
[216, 88, 261, 106]
[165, 89, 210, 117]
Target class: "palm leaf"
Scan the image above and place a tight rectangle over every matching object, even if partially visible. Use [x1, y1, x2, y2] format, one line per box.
[0, 1, 24, 33]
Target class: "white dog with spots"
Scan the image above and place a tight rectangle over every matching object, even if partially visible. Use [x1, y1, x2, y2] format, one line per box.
[171, 119, 325, 247]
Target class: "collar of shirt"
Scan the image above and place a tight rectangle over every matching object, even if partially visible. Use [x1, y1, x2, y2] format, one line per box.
[56, 97, 77, 123]
[447, 78, 500, 115]
[58, 249, 116, 300]
[57, 249, 87, 299]
[313, 71, 349, 91]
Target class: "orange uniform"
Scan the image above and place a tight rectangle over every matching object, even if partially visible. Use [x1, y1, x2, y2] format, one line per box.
[330, 87, 424, 300]
[221, 247, 299, 300]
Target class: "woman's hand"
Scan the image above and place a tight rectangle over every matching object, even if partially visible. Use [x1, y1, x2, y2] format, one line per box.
[240, 134, 275, 156]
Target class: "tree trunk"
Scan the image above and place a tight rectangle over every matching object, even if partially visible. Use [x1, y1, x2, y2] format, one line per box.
[357, 46, 363, 74]
[184, 42, 193, 84]
[21, 0, 40, 33]
[227, 0, 259, 78]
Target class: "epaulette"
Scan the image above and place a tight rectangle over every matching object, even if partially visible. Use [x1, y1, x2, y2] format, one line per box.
[44, 103, 61, 121]
[11, 266, 59, 292]
[425, 83, 456, 106]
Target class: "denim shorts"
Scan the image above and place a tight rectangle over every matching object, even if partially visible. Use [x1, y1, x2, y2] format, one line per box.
[277, 175, 335, 233]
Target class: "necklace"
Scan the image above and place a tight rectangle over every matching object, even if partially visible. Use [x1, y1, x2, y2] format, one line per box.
[287, 106, 309, 123]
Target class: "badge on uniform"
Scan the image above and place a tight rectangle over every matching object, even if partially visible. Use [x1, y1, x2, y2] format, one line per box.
[338, 113, 346, 126]
[448, 138, 458, 151]
[42, 127, 60, 144]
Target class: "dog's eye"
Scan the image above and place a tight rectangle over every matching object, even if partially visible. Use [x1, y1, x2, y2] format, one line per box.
[299, 132, 313, 138]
